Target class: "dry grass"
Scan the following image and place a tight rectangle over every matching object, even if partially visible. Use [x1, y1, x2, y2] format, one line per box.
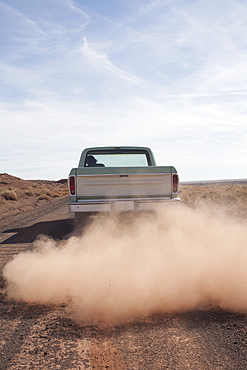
[0, 189, 18, 201]
[180, 183, 247, 220]
[0, 173, 68, 204]
[24, 187, 35, 197]
[37, 194, 51, 201]
[0, 174, 69, 230]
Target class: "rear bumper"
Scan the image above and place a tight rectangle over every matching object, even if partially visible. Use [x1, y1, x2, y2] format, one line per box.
[69, 197, 180, 213]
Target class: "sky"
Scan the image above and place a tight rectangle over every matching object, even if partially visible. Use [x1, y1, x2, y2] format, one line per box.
[1, 0, 247, 181]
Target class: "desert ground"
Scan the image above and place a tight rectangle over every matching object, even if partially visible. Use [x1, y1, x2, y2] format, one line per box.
[0, 173, 69, 232]
[0, 173, 247, 369]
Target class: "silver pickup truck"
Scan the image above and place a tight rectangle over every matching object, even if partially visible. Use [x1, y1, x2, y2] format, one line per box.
[68, 146, 179, 223]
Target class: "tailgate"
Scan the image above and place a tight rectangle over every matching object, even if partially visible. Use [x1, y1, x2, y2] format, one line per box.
[74, 166, 176, 199]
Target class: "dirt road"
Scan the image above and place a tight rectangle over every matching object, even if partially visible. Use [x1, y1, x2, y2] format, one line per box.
[1, 199, 247, 369]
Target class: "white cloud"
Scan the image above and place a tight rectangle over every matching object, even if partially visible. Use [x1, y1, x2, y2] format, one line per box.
[81, 37, 144, 85]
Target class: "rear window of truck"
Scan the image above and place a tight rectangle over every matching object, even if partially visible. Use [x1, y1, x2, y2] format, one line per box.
[84, 150, 151, 167]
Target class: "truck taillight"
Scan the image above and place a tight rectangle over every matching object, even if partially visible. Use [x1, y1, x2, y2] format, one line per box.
[69, 176, 76, 195]
[172, 174, 179, 193]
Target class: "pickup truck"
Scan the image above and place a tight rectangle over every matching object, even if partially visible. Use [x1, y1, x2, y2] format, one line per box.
[68, 146, 179, 224]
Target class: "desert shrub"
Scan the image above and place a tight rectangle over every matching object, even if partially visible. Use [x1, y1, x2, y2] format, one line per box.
[25, 187, 35, 196]
[60, 188, 69, 195]
[34, 186, 44, 196]
[52, 193, 60, 198]
[38, 194, 50, 201]
[45, 189, 52, 196]
[1, 189, 18, 201]
[35, 185, 52, 197]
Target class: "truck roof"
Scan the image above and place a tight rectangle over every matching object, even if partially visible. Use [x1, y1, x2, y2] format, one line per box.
[83, 146, 152, 151]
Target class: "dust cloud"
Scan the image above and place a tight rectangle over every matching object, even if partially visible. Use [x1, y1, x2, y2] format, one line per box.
[3, 205, 247, 324]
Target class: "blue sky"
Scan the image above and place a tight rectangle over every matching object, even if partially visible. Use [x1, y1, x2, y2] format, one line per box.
[1, 0, 247, 181]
